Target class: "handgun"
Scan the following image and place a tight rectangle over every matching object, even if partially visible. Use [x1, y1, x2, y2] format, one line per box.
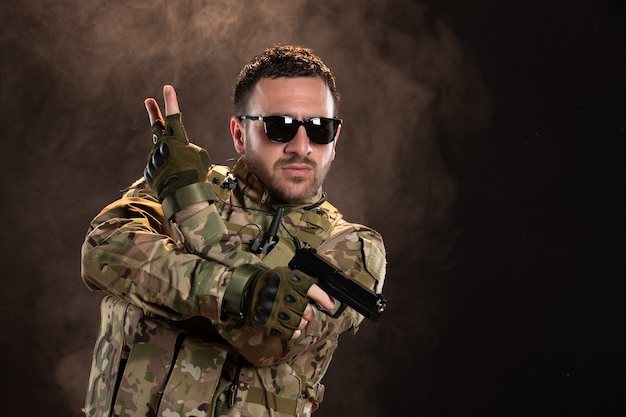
[288, 246, 387, 321]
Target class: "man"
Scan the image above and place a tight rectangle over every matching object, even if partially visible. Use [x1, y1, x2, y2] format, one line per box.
[81, 45, 386, 417]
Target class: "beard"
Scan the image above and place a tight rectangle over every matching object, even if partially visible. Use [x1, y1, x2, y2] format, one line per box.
[243, 152, 331, 204]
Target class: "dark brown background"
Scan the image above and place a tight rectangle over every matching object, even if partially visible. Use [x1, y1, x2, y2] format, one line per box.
[0, 1, 623, 416]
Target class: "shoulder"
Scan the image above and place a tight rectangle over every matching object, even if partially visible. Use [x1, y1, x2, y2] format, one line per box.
[90, 177, 165, 230]
[319, 218, 387, 292]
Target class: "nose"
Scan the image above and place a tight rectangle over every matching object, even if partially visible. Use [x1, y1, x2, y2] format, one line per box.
[284, 125, 312, 157]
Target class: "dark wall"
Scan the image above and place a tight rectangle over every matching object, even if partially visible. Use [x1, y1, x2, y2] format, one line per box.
[0, 1, 623, 416]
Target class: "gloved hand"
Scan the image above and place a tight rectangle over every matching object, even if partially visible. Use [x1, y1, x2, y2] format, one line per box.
[143, 113, 214, 219]
[223, 265, 316, 340]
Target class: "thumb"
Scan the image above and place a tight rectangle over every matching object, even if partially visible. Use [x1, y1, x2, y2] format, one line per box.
[144, 98, 164, 126]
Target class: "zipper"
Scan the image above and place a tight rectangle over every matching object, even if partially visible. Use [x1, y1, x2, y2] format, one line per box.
[228, 359, 243, 407]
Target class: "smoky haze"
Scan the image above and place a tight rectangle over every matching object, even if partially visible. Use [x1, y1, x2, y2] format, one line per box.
[3, 0, 622, 416]
[1, 2, 487, 414]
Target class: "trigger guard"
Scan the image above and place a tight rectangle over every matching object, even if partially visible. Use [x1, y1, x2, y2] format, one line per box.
[315, 301, 345, 318]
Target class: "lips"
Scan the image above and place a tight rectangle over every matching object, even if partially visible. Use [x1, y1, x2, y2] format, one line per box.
[277, 158, 316, 176]
[281, 163, 313, 176]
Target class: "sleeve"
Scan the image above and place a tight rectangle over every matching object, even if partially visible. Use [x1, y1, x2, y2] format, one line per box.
[314, 222, 387, 334]
[176, 219, 387, 367]
[319, 222, 387, 294]
[80, 181, 261, 322]
[81, 182, 386, 367]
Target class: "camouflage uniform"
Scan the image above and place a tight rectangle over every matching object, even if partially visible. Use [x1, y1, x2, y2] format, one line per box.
[81, 158, 386, 417]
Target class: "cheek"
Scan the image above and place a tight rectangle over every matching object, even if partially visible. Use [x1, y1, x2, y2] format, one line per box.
[241, 128, 268, 156]
[247, 137, 266, 157]
[246, 137, 280, 166]
[319, 146, 336, 166]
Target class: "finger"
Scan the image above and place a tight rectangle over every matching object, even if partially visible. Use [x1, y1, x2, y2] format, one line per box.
[290, 329, 302, 341]
[307, 284, 335, 311]
[163, 84, 180, 116]
[302, 304, 315, 322]
[144, 98, 164, 126]
[298, 317, 308, 330]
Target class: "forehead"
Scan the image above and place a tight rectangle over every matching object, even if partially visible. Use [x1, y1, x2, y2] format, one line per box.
[247, 76, 335, 117]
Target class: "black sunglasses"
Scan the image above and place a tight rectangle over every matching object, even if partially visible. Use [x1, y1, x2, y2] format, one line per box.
[239, 115, 342, 144]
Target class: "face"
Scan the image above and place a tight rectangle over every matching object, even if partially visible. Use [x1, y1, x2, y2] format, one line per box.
[230, 76, 340, 204]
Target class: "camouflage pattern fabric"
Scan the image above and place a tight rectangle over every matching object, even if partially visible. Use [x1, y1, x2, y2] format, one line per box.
[85, 296, 229, 417]
[84, 295, 142, 415]
[81, 158, 386, 416]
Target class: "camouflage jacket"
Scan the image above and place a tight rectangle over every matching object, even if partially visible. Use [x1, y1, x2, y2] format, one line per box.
[81, 158, 386, 417]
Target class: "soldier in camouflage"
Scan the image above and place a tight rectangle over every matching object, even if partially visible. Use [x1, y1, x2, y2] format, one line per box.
[81, 45, 386, 417]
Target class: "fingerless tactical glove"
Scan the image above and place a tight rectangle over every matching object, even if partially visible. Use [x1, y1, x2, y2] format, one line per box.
[223, 264, 316, 340]
[144, 113, 215, 220]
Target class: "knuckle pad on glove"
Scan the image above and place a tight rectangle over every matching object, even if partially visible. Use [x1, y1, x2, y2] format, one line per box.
[143, 135, 210, 198]
[253, 273, 280, 325]
[247, 267, 315, 339]
[144, 161, 156, 181]
[269, 328, 284, 337]
[151, 143, 170, 168]
[144, 142, 171, 182]
[254, 301, 273, 324]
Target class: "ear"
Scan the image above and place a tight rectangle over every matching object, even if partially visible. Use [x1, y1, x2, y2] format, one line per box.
[230, 116, 245, 155]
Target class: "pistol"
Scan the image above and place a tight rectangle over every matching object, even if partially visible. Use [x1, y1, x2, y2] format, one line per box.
[288, 246, 387, 321]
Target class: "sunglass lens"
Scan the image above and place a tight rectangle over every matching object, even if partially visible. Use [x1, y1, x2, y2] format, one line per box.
[263, 116, 339, 144]
[265, 116, 298, 143]
[307, 118, 336, 144]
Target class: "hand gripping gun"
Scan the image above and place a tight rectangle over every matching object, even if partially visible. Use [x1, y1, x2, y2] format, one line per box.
[288, 243, 387, 321]
[253, 206, 387, 321]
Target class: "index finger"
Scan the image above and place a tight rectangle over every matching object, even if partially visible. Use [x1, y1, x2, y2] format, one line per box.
[143, 84, 181, 126]
[307, 284, 335, 312]
[163, 84, 180, 116]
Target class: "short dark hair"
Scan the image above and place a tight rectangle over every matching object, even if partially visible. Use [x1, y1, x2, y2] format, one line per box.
[233, 45, 340, 115]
